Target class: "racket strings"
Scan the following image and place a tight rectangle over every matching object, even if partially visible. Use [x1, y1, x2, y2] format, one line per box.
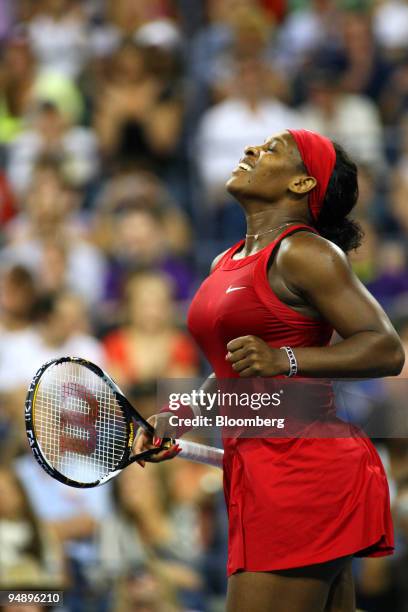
[33, 362, 128, 483]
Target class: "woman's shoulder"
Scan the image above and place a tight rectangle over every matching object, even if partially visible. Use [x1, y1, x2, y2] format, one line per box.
[278, 231, 347, 266]
[276, 231, 351, 289]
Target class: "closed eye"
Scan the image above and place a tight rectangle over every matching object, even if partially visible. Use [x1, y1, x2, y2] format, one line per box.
[265, 140, 278, 153]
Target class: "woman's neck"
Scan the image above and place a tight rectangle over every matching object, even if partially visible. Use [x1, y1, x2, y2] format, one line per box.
[242, 211, 310, 256]
[245, 210, 307, 236]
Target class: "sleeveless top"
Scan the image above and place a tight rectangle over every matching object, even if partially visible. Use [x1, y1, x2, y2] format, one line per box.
[187, 224, 333, 377]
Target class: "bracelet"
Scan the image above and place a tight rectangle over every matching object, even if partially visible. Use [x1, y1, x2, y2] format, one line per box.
[280, 346, 298, 377]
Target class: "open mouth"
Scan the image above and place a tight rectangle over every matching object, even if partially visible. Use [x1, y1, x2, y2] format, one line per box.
[238, 162, 252, 172]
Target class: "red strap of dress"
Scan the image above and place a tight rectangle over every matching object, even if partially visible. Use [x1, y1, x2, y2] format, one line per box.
[272, 223, 318, 244]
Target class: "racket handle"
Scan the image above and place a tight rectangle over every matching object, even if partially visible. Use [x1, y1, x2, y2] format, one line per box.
[174, 439, 224, 469]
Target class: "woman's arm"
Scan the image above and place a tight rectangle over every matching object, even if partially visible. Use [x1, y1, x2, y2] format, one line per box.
[226, 233, 405, 378]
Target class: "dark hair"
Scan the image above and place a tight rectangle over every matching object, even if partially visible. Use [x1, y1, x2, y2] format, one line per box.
[315, 142, 363, 253]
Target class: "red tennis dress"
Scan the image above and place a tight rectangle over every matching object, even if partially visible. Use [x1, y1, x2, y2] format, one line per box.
[187, 224, 394, 575]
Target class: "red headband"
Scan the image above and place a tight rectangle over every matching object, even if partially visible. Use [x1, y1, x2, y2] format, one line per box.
[287, 129, 336, 221]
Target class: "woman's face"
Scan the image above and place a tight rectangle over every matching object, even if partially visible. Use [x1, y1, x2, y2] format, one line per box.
[226, 131, 304, 204]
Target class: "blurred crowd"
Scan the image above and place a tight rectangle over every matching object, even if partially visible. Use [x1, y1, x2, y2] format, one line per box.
[0, 1, 408, 611]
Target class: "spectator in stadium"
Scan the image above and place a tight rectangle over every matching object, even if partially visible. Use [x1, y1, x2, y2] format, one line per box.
[103, 271, 198, 392]
[34, 291, 104, 366]
[0, 465, 64, 588]
[95, 166, 192, 259]
[7, 100, 99, 196]
[0, 265, 38, 397]
[0, 31, 84, 147]
[0, 265, 38, 458]
[2, 157, 106, 305]
[93, 40, 183, 172]
[103, 206, 195, 306]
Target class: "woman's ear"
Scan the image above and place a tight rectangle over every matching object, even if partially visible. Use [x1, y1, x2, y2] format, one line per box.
[288, 175, 317, 195]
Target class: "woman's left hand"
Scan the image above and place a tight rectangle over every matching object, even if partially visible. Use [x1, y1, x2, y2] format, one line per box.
[226, 335, 287, 377]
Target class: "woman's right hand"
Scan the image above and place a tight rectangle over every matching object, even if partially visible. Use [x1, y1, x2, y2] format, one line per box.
[132, 413, 181, 468]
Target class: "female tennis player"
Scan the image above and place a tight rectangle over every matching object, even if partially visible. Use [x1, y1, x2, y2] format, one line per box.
[134, 129, 405, 611]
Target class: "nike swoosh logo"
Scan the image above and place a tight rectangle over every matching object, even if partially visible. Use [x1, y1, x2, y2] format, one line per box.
[226, 286, 247, 293]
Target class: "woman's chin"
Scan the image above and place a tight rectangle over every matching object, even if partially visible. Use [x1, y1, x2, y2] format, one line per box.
[226, 171, 245, 195]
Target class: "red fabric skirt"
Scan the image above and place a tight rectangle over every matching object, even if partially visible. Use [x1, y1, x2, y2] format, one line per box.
[223, 432, 394, 575]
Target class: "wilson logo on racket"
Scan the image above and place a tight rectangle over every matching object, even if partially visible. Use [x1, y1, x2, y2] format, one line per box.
[59, 383, 99, 455]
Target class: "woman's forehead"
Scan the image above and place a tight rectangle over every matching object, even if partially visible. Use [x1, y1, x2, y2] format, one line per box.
[265, 130, 292, 146]
[265, 131, 302, 163]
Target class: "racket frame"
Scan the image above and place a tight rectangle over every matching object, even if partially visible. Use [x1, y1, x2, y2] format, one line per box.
[25, 356, 165, 488]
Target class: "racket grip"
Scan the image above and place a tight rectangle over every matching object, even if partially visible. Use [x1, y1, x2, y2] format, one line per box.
[174, 439, 224, 469]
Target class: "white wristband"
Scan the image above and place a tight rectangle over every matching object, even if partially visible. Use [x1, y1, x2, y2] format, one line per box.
[280, 346, 298, 377]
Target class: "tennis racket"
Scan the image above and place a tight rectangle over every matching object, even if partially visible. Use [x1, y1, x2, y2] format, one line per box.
[24, 357, 223, 488]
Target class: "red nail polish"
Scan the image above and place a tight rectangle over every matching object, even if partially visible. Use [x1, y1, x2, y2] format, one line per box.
[153, 437, 162, 447]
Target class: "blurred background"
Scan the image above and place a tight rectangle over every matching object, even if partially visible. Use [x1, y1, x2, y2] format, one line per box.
[0, 1, 408, 610]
